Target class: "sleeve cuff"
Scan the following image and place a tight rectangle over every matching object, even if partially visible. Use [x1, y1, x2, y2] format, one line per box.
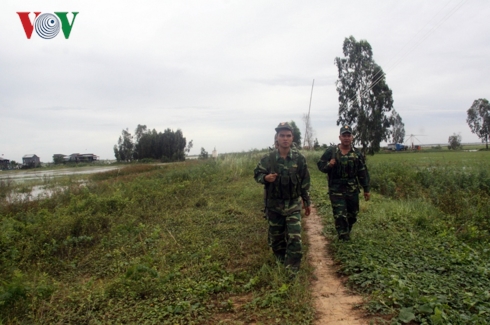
[303, 198, 311, 207]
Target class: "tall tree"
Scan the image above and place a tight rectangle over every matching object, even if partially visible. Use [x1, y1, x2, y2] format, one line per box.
[335, 36, 394, 155]
[289, 120, 302, 148]
[133, 124, 148, 160]
[115, 128, 134, 162]
[466, 98, 490, 149]
[313, 138, 320, 150]
[185, 140, 194, 156]
[171, 129, 187, 161]
[391, 110, 405, 144]
[134, 124, 148, 143]
[113, 145, 120, 162]
[199, 147, 209, 159]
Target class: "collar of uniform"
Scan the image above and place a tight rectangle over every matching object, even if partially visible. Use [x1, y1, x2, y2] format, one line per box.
[337, 145, 354, 154]
[275, 148, 293, 160]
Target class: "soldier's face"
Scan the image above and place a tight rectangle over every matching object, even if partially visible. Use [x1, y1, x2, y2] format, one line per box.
[277, 130, 293, 149]
[339, 133, 353, 146]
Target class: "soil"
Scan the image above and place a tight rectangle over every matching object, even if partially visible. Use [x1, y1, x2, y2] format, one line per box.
[305, 206, 367, 325]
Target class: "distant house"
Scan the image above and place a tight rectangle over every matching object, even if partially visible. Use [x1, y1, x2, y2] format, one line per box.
[79, 153, 98, 162]
[212, 147, 218, 158]
[62, 153, 99, 163]
[0, 157, 10, 170]
[68, 153, 81, 162]
[22, 154, 41, 168]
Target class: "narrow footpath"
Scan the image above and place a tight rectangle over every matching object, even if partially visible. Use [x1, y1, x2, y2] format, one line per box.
[305, 207, 367, 325]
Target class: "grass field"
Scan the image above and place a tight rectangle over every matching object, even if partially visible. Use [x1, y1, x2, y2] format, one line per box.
[1, 149, 489, 324]
[307, 149, 490, 324]
[0, 158, 314, 324]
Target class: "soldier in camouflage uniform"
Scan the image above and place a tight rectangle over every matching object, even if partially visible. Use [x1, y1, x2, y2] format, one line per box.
[254, 122, 311, 273]
[317, 125, 370, 241]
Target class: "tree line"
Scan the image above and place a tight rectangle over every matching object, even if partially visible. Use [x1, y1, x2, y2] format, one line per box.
[113, 125, 193, 162]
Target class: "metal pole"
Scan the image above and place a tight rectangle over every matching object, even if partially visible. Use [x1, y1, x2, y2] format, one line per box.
[303, 79, 314, 149]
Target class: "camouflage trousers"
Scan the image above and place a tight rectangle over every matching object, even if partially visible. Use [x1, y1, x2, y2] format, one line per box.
[267, 210, 302, 271]
[329, 191, 359, 236]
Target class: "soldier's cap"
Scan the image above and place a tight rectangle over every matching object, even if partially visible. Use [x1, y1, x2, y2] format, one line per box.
[275, 122, 293, 132]
[340, 125, 353, 134]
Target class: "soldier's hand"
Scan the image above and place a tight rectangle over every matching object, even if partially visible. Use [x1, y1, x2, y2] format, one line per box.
[329, 158, 336, 166]
[264, 173, 278, 183]
[364, 192, 370, 201]
[304, 206, 311, 216]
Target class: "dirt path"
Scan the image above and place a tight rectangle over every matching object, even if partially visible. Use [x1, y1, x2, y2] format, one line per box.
[305, 207, 367, 325]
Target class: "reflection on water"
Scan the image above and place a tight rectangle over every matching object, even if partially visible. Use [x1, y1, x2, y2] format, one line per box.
[1, 166, 121, 202]
[7, 185, 67, 202]
[0, 166, 121, 182]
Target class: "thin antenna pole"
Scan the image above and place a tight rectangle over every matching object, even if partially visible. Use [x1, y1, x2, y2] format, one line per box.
[303, 79, 314, 149]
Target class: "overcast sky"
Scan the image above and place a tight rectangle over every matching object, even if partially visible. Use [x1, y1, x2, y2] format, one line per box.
[1, 0, 489, 161]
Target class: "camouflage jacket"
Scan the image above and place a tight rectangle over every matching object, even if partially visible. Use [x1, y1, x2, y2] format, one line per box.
[254, 148, 311, 215]
[317, 145, 370, 193]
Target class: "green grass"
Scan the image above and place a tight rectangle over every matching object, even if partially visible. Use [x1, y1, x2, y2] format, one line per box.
[2, 149, 490, 324]
[0, 157, 314, 324]
[307, 149, 490, 324]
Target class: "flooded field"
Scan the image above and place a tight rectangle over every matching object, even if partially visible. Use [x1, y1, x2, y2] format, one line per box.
[0, 166, 123, 202]
[0, 166, 122, 183]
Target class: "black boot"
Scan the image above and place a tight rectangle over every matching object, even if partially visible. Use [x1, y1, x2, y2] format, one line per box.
[338, 233, 350, 241]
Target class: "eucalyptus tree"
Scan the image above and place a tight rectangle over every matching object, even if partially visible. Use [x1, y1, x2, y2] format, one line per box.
[115, 128, 134, 162]
[134, 124, 148, 143]
[185, 140, 193, 156]
[335, 36, 394, 155]
[391, 110, 405, 144]
[466, 98, 490, 149]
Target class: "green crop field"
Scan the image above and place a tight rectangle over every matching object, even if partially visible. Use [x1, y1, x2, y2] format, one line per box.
[1, 149, 489, 324]
[308, 149, 490, 324]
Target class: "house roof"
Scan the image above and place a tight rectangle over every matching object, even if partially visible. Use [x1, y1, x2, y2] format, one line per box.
[23, 154, 38, 158]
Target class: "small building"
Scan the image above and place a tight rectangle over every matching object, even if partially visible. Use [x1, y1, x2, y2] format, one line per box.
[212, 147, 218, 158]
[63, 153, 98, 163]
[22, 154, 41, 168]
[79, 153, 98, 162]
[0, 157, 10, 170]
[68, 153, 81, 162]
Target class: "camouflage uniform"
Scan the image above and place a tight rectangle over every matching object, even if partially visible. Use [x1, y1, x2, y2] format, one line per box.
[254, 126, 311, 272]
[317, 132, 369, 240]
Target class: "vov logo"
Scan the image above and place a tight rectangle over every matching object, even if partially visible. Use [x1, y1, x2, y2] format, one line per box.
[17, 12, 79, 39]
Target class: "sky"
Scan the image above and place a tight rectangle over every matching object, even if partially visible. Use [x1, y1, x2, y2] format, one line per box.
[1, 0, 489, 161]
